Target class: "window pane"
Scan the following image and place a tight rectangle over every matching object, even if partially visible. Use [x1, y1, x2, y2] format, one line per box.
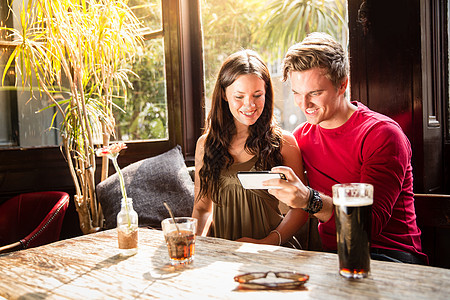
[0, 0, 62, 148]
[0, 0, 11, 146]
[112, 0, 168, 142]
[0, 50, 16, 147]
[113, 38, 168, 141]
[130, 0, 162, 32]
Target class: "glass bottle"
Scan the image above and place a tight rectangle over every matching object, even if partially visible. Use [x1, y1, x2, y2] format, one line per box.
[116, 197, 138, 256]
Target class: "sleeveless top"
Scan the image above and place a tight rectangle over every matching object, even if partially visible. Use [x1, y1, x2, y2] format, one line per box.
[210, 156, 283, 241]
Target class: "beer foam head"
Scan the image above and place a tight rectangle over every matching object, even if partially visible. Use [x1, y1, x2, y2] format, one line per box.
[332, 183, 374, 206]
[333, 197, 373, 206]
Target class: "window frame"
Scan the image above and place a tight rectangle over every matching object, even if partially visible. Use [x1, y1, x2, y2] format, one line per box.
[420, 0, 447, 193]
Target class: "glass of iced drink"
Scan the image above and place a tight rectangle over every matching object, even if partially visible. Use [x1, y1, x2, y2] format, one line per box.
[161, 217, 197, 265]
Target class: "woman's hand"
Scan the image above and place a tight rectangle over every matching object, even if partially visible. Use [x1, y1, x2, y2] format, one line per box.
[236, 234, 279, 246]
[236, 237, 261, 244]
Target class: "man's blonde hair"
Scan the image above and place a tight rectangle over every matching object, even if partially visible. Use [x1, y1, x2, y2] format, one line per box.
[282, 32, 348, 88]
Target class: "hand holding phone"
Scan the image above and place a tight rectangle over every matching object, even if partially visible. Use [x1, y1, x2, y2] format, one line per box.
[237, 171, 286, 190]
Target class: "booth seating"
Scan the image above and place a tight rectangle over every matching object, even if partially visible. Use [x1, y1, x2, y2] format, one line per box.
[414, 193, 450, 268]
[0, 191, 70, 254]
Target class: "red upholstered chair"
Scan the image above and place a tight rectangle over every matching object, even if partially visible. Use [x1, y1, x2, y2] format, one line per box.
[0, 191, 70, 254]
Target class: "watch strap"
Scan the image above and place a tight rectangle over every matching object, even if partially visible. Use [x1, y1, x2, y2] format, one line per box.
[303, 186, 323, 214]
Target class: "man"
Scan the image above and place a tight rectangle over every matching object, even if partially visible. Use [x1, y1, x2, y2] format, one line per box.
[266, 32, 427, 264]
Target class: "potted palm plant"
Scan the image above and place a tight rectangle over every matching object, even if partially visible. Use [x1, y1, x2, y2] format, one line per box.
[1, 0, 146, 234]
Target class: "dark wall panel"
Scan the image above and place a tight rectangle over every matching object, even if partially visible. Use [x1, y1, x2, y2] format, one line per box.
[348, 0, 444, 193]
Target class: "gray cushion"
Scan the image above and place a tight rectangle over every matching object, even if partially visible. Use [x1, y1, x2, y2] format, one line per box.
[97, 145, 195, 229]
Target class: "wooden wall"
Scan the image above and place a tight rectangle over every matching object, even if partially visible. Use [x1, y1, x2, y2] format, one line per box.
[348, 0, 446, 194]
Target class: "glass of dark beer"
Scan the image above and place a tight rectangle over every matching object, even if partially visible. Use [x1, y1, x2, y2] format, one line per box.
[333, 183, 373, 279]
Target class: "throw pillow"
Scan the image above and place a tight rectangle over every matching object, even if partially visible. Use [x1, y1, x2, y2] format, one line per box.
[96, 145, 195, 229]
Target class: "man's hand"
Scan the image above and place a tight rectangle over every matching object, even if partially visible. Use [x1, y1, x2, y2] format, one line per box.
[265, 166, 334, 223]
[263, 166, 310, 209]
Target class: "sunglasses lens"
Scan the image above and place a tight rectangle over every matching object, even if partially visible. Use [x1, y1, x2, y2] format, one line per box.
[275, 272, 309, 282]
[234, 272, 267, 283]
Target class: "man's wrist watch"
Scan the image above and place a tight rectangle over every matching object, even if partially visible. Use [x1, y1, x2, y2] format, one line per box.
[303, 186, 323, 214]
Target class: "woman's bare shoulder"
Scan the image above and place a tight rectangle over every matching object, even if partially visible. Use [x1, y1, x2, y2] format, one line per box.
[196, 134, 208, 149]
[280, 130, 298, 146]
[195, 134, 207, 158]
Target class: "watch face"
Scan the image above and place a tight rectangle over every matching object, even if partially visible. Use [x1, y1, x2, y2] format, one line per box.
[313, 200, 321, 210]
[309, 189, 323, 214]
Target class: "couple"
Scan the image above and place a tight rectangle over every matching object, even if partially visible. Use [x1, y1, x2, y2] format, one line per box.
[192, 32, 427, 265]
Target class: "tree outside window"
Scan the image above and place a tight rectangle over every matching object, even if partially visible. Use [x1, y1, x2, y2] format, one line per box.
[201, 0, 347, 131]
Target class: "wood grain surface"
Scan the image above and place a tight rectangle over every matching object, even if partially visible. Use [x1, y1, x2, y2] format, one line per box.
[0, 228, 448, 299]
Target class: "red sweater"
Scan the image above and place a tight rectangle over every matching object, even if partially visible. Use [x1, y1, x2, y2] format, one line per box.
[293, 102, 427, 263]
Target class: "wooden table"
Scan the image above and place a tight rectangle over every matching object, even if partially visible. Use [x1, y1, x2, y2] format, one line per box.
[0, 228, 448, 299]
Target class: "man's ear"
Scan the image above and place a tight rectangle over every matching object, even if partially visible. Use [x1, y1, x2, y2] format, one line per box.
[338, 77, 349, 95]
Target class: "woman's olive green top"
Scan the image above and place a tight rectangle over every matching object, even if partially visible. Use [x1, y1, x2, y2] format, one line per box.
[211, 156, 283, 241]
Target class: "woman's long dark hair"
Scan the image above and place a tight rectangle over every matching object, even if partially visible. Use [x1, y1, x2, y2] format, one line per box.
[197, 50, 283, 203]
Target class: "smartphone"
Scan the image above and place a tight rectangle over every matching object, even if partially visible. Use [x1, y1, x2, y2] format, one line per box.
[237, 171, 286, 190]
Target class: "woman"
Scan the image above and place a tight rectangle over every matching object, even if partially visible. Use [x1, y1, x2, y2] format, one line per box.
[192, 49, 308, 246]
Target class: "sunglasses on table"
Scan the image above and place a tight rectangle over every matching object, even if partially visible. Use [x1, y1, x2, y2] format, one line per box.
[234, 271, 309, 290]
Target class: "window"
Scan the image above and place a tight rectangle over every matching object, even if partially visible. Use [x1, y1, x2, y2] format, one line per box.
[115, 0, 168, 142]
[0, 0, 190, 156]
[201, 0, 348, 132]
[0, 0, 62, 147]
